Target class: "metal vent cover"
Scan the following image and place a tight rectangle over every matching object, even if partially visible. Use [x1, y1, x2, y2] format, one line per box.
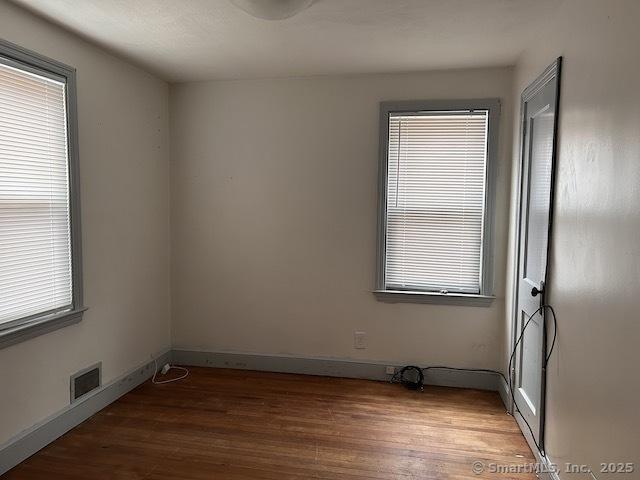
[70, 362, 101, 402]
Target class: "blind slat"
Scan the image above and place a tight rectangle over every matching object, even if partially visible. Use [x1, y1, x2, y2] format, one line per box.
[385, 111, 488, 293]
[0, 60, 73, 325]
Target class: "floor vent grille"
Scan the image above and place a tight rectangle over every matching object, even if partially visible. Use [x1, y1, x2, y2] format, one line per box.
[70, 363, 101, 402]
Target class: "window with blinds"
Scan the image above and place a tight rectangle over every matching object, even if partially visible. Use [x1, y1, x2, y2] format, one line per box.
[0, 58, 74, 327]
[382, 109, 490, 294]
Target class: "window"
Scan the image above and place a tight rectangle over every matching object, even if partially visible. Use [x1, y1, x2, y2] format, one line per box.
[375, 99, 499, 305]
[0, 40, 83, 348]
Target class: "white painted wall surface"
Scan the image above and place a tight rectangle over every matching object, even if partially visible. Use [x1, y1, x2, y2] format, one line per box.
[170, 68, 514, 368]
[505, 0, 640, 474]
[0, 2, 171, 444]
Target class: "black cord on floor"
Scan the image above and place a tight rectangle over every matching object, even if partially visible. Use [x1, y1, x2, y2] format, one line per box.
[390, 304, 558, 457]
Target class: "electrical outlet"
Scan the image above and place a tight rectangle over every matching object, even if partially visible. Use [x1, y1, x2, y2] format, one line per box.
[353, 331, 367, 349]
[385, 366, 395, 375]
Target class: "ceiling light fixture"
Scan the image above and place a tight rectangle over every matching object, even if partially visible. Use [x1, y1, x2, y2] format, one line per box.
[229, 0, 315, 20]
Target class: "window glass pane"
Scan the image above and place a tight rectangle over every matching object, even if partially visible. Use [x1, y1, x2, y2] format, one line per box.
[385, 111, 488, 293]
[0, 60, 73, 325]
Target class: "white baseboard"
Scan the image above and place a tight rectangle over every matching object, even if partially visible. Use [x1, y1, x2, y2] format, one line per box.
[172, 349, 504, 391]
[0, 349, 171, 476]
[534, 446, 561, 480]
[513, 411, 561, 480]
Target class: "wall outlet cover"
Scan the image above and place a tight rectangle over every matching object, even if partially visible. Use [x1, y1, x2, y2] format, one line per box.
[353, 331, 367, 349]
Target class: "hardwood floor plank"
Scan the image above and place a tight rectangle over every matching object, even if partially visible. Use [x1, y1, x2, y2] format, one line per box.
[2, 367, 536, 479]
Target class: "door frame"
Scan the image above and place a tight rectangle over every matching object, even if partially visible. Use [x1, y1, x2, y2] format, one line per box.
[509, 57, 562, 455]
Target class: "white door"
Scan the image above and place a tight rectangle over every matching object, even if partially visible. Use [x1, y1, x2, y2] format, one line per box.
[513, 58, 561, 451]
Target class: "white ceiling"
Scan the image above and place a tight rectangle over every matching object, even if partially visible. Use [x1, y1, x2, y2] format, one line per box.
[12, 0, 562, 83]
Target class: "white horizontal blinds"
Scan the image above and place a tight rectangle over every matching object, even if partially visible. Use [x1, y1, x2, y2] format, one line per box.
[385, 111, 488, 293]
[0, 60, 73, 325]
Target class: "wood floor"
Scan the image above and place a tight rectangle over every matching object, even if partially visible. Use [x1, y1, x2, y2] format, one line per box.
[4, 367, 536, 479]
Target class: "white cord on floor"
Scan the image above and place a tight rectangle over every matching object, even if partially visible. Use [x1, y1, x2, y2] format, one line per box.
[152, 358, 189, 384]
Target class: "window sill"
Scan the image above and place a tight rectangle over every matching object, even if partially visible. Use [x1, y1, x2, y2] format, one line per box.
[373, 290, 495, 307]
[0, 307, 87, 350]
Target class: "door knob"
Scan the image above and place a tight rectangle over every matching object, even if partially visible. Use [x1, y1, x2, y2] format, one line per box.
[531, 286, 543, 297]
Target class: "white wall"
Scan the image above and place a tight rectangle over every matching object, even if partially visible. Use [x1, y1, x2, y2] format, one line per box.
[505, 0, 640, 474]
[0, 2, 171, 444]
[170, 68, 514, 368]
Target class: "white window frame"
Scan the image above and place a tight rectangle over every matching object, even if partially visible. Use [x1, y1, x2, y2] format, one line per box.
[374, 99, 500, 306]
[0, 39, 85, 348]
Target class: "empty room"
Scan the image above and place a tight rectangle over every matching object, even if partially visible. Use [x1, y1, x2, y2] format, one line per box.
[0, 0, 638, 478]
